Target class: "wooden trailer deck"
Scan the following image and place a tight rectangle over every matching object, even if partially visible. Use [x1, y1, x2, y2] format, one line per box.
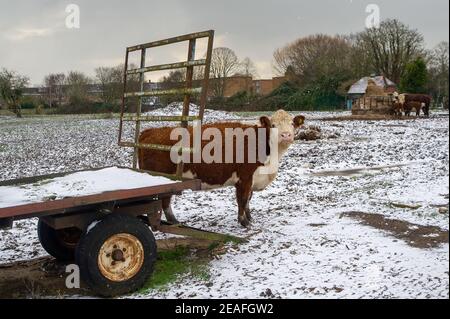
[0, 166, 200, 221]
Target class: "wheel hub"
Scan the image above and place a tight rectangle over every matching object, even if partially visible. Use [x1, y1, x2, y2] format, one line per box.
[57, 227, 82, 249]
[112, 249, 125, 262]
[98, 233, 144, 282]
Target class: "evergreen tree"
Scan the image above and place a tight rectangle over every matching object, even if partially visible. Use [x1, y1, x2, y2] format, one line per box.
[400, 57, 428, 93]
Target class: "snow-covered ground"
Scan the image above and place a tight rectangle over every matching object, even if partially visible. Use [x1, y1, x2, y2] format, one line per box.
[0, 108, 448, 298]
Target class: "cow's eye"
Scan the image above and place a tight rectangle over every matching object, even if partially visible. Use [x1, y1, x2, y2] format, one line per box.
[271, 124, 275, 128]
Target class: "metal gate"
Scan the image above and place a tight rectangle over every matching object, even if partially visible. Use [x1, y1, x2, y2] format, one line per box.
[118, 30, 214, 177]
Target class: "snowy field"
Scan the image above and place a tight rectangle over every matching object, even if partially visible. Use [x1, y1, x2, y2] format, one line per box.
[0, 107, 448, 299]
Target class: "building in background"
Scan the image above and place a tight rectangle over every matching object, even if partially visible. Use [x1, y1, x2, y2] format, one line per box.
[220, 75, 287, 98]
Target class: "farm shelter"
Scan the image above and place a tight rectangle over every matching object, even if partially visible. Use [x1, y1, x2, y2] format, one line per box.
[347, 76, 397, 115]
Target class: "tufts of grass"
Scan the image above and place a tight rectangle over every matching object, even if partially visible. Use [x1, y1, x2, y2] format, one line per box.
[140, 246, 211, 292]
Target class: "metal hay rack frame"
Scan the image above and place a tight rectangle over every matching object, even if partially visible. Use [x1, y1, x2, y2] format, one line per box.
[118, 30, 215, 178]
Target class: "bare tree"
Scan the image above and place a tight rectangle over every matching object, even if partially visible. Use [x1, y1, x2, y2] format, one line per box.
[210, 47, 240, 97]
[431, 42, 449, 69]
[0, 68, 29, 118]
[157, 70, 188, 105]
[65, 71, 91, 104]
[354, 19, 425, 84]
[273, 34, 353, 85]
[44, 73, 65, 107]
[95, 65, 123, 104]
[160, 70, 186, 88]
[427, 42, 449, 106]
[238, 57, 258, 78]
[53, 73, 66, 106]
[193, 65, 205, 81]
[346, 34, 376, 79]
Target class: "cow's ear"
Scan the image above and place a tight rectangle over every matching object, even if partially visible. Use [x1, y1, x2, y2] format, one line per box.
[293, 115, 305, 128]
[259, 116, 271, 128]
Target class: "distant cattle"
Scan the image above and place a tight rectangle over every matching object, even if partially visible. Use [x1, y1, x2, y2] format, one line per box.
[138, 110, 305, 227]
[393, 102, 404, 117]
[394, 92, 432, 117]
[404, 101, 425, 117]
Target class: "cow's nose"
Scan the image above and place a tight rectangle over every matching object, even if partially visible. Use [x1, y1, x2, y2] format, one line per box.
[281, 132, 293, 141]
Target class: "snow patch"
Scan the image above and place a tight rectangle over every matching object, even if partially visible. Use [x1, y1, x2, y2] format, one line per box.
[86, 220, 101, 234]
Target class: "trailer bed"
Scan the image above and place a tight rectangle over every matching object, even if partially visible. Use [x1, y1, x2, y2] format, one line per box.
[0, 166, 201, 220]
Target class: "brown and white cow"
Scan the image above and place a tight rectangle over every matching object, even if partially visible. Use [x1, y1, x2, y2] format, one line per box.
[393, 92, 432, 117]
[138, 110, 305, 227]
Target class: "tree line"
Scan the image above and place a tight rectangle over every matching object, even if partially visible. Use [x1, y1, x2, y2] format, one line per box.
[0, 49, 258, 116]
[1, 18, 448, 116]
[270, 19, 448, 110]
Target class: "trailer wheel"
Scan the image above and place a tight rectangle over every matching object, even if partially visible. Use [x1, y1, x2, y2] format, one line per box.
[37, 219, 81, 261]
[75, 214, 157, 297]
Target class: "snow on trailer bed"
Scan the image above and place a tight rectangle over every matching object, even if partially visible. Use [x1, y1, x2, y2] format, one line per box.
[0, 167, 196, 219]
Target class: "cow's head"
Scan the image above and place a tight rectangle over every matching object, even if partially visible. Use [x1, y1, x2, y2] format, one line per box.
[259, 110, 305, 147]
[393, 92, 405, 105]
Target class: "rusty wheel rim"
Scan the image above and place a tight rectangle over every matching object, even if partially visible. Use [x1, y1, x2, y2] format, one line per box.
[98, 233, 144, 282]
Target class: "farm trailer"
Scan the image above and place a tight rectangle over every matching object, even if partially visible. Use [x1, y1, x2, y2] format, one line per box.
[0, 167, 239, 296]
[0, 30, 239, 297]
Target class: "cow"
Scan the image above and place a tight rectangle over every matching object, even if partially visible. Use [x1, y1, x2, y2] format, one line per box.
[392, 102, 404, 117]
[138, 110, 305, 227]
[393, 92, 432, 117]
[404, 101, 425, 117]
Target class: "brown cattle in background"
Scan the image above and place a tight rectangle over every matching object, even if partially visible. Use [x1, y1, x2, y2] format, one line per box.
[393, 102, 404, 117]
[395, 93, 432, 117]
[404, 101, 424, 117]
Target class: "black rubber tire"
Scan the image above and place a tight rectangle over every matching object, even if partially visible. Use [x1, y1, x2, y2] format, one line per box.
[75, 214, 157, 297]
[37, 219, 81, 261]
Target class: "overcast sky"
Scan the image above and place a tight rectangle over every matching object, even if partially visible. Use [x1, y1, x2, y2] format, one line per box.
[0, 0, 448, 85]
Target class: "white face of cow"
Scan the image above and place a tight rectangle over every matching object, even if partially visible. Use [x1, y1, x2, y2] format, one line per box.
[393, 92, 399, 100]
[259, 110, 305, 148]
[392, 92, 406, 104]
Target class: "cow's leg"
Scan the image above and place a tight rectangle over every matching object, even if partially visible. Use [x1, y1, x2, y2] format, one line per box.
[425, 105, 430, 117]
[245, 191, 253, 221]
[162, 196, 179, 224]
[236, 182, 252, 227]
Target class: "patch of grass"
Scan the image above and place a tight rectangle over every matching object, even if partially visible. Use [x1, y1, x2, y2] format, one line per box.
[207, 241, 221, 251]
[140, 247, 210, 292]
[0, 144, 6, 153]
